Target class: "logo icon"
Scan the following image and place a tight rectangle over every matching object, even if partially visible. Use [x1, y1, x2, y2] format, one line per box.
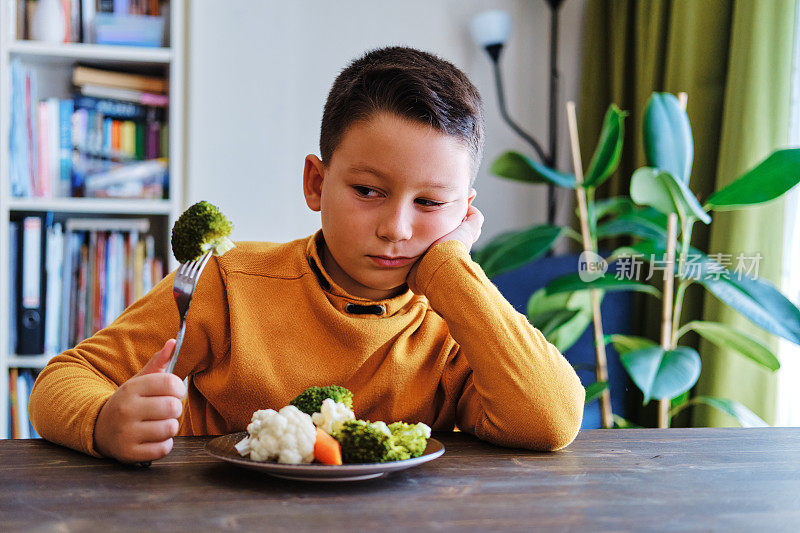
[578, 251, 608, 282]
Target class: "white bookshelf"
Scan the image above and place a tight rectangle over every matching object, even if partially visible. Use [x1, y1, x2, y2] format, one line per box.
[0, 0, 186, 439]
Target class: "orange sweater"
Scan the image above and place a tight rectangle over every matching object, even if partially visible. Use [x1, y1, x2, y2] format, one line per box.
[29, 231, 584, 456]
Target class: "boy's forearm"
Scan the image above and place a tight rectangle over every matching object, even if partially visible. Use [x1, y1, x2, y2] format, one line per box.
[28, 258, 228, 457]
[409, 240, 585, 451]
[29, 359, 115, 457]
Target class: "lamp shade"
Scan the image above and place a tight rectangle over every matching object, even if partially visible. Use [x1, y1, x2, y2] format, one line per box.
[469, 10, 511, 48]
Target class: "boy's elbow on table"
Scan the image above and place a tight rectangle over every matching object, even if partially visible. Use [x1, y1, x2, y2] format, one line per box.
[478, 381, 585, 452]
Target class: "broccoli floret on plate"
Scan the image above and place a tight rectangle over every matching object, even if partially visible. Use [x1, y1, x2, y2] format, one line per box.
[388, 421, 432, 459]
[334, 419, 432, 463]
[290, 385, 354, 415]
[170, 200, 235, 263]
[334, 420, 394, 463]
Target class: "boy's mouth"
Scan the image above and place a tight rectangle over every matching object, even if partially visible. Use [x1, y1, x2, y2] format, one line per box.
[368, 255, 417, 268]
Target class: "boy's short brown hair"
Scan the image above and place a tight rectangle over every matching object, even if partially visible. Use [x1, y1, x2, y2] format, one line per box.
[320, 46, 485, 183]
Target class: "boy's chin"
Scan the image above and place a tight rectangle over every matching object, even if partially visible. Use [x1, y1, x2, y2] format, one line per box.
[358, 274, 409, 293]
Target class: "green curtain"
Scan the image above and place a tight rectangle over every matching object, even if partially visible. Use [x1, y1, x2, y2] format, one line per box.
[577, 0, 796, 426]
[694, 1, 795, 426]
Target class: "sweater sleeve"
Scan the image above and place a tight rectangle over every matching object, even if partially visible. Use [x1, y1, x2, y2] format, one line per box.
[408, 240, 585, 451]
[28, 257, 230, 457]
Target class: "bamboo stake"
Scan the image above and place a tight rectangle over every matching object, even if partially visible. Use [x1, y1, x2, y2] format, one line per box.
[657, 92, 688, 428]
[657, 213, 678, 427]
[566, 101, 613, 429]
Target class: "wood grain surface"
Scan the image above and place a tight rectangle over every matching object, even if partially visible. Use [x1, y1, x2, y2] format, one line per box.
[2, 428, 799, 532]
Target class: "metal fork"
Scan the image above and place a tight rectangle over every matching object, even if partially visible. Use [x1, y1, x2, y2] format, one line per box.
[164, 250, 213, 375]
[138, 251, 212, 468]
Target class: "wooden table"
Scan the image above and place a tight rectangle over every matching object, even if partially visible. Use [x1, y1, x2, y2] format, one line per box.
[2, 428, 799, 531]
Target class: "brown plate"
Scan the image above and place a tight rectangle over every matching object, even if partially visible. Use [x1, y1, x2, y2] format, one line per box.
[204, 432, 445, 481]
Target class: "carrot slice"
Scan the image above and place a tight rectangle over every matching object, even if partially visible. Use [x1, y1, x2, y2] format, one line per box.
[314, 427, 342, 465]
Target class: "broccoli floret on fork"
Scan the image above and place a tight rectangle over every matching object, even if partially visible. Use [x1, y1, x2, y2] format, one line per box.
[171, 201, 235, 263]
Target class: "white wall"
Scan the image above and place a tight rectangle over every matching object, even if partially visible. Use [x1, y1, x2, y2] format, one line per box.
[186, 0, 586, 245]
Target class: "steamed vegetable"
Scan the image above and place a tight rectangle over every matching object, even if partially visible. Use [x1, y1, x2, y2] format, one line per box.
[311, 397, 355, 434]
[234, 405, 316, 464]
[290, 385, 354, 415]
[387, 421, 431, 458]
[171, 200, 235, 263]
[314, 427, 343, 465]
[237, 385, 431, 465]
[334, 419, 432, 463]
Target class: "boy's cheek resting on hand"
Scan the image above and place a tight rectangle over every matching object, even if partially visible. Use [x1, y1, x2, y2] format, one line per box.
[93, 339, 188, 464]
[407, 204, 484, 285]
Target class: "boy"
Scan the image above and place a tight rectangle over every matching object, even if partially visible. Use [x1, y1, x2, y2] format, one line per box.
[29, 46, 584, 464]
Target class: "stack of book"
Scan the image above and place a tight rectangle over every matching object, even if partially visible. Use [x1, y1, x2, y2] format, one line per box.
[9, 61, 169, 199]
[8, 215, 164, 357]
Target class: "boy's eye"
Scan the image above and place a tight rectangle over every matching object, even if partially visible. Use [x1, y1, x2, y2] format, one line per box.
[353, 186, 380, 197]
[415, 198, 445, 207]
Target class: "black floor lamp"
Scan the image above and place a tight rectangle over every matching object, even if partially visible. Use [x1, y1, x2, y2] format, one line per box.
[470, 2, 566, 226]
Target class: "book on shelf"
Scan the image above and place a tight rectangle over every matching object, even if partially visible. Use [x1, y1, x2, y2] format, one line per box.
[17, 215, 46, 355]
[6, 369, 40, 439]
[9, 215, 165, 358]
[9, 223, 19, 355]
[9, 61, 169, 200]
[73, 65, 169, 94]
[8, 369, 18, 439]
[19, 0, 164, 45]
[80, 84, 169, 107]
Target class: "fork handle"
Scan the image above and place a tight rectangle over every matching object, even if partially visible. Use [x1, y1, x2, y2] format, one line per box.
[142, 317, 186, 468]
[165, 317, 187, 375]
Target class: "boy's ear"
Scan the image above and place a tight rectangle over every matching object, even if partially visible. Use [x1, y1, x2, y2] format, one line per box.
[467, 188, 477, 206]
[303, 154, 325, 212]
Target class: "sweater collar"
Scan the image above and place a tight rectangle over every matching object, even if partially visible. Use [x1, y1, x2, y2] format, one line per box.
[305, 230, 417, 317]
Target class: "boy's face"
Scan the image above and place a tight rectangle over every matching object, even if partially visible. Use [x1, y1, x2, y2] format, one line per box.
[303, 112, 476, 301]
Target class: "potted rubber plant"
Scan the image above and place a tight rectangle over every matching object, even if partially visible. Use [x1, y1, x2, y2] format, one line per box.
[476, 92, 800, 429]
[542, 93, 800, 427]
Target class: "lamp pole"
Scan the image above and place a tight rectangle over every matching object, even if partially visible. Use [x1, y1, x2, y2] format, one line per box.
[546, 0, 563, 226]
[473, 1, 566, 226]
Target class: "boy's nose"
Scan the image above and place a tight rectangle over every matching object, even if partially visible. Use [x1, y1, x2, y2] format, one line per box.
[377, 205, 413, 242]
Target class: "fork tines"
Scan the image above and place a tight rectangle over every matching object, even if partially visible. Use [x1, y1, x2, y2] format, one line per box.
[178, 251, 213, 280]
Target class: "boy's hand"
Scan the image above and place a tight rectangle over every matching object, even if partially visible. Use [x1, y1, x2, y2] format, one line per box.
[93, 339, 187, 464]
[408, 204, 484, 284]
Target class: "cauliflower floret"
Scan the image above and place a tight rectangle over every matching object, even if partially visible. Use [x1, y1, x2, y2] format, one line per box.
[310, 397, 356, 434]
[371, 420, 392, 437]
[234, 405, 317, 464]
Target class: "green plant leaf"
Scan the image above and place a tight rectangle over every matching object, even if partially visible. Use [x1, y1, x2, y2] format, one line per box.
[593, 196, 636, 221]
[544, 273, 661, 298]
[696, 260, 800, 346]
[643, 92, 693, 184]
[584, 104, 627, 188]
[613, 414, 642, 428]
[605, 334, 658, 354]
[596, 211, 668, 241]
[671, 396, 768, 427]
[670, 391, 691, 410]
[684, 320, 780, 371]
[527, 289, 593, 353]
[705, 149, 800, 210]
[630, 167, 711, 224]
[620, 346, 701, 404]
[539, 309, 583, 337]
[584, 380, 609, 405]
[490, 151, 577, 188]
[615, 242, 800, 346]
[472, 228, 522, 265]
[473, 224, 563, 278]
